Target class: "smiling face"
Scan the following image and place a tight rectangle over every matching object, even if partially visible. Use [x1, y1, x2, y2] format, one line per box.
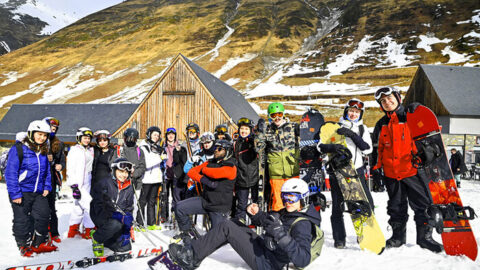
[115, 169, 129, 182]
[239, 126, 251, 138]
[379, 94, 399, 112]
[34, 132, 48, 144]
[285, 200, 301, 212]
[80, 136, 91, 146]
[347, 107, 361, 121]
[214, 147, 226, 159]
[151, 131, 160, 143]
[203, 140, 214, 150]
[167, 132, 176, 142]
[98, 138, 109, 148]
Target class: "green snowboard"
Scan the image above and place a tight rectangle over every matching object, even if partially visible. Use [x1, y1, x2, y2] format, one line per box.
[320, 122, 385, 254]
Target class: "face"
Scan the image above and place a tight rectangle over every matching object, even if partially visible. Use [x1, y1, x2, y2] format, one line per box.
[379, 94, 399, 112]
[98, 138, 109, 148]
[270, 112, 284, 126]
[34, 132, 48, 144]
[167, 132, 176, 142]
[285, 200, 301, 212]
[188, 131, 198, 139]
[203, 141, 213, 150]
[214, 147, 226, 159]
[347, 107, 361, 121]
[115, 169, 129, 182]
[81, 136, 91, 146]
[151, 131, 160, 143]
[451, 149, 456, 154]
[239, 126, 251, 138]
[50, 126, 57, 133]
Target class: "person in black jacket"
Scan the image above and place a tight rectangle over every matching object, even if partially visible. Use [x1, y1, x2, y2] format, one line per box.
[91, 130, 115, 193]
[89, 158, 135, 257]
[172, 134, 188, 206]
[233, 117, 259, 224]
[168, 178, 323, 270]
[43, 117, 66, 244]
[449, 148, 465, 188]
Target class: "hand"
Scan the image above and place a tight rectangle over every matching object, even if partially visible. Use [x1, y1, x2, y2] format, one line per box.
[300, 145, 320, 161]
[175, 145, 181, 151]
[337, 127, 356, 138]
[247, 203, 259, 215]
[191, 155, 201, 163]
[406, 102, 421, 113]
[55, 164, 62, 171]
[332, 144, 348, 152]
[12, 198, 22, 204]
[42, 190, 49, 197]
[71, 184, 81, 200]
[264, 214, 287, 242]
[160, 153, 168, 160]
[47, 154, 53, 162]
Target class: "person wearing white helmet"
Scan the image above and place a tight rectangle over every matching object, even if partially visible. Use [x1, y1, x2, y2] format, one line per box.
[167, 178, 323, 270]
[66, 127, 95, 240]
[5, 120, 57, 256]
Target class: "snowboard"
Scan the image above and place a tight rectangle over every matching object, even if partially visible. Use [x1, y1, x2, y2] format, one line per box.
[407, 105, 477, 260]
[320, 122, 385, 254]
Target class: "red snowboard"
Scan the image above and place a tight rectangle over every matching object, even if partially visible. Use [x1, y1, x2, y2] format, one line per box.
[407, 105, 477, 261]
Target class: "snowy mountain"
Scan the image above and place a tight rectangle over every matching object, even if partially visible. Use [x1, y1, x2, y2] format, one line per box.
[0, 0, 479, 126]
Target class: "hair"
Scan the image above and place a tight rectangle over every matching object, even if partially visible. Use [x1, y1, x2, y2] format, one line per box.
[451, 148, 457, 151]
[23, 137, 48, 155]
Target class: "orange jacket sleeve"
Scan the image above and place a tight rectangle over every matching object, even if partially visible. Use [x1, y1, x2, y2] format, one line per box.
[202, 165, 237, 180]
[187, 162, 209, 182]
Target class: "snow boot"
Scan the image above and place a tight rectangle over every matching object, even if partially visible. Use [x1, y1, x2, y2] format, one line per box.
[334, 240, 346, 249]
[19, 246, 34, 257]
[416, 224, 443, 253]
[91, 230, 104, 257]
[67, 224, 80, 238]
[168, 243, 198, 270]
[82, 228, 94, 239]
[386, 222, 406, 248]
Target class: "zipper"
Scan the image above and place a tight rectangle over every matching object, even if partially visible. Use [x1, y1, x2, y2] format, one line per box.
[34, 152, 41, 192]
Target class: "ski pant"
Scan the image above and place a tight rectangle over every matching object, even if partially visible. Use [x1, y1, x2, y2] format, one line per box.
[47, 181, 59, 237]
[329, 167, 375, 242]
[92, 218, 131, 252]
[384, 173, 432, 227]
[136, 183, 160, 226]
[10, 192, 50, 247]
[172, 177, 185, 208]
[160, 178, 174, 221]
[69, 199, 95, 228]
[175, 196, 229, 232]
[235, 185, 259, 221]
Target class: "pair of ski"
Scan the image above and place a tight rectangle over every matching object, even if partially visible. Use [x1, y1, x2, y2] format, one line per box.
[6, 247, 163, 270]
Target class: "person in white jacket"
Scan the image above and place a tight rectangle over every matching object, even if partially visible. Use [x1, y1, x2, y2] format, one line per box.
[137, 126, 167, 230]
[67, 127, 95, 239]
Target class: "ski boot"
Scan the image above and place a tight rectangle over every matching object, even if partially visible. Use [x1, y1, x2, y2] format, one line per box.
[19, 246, 34, 257]
[416, 225, 443, 253]
[82, 228, 94, 239]
[170, 228, 197, 244]
[31, 232, 58, 253]
[51, 236, 62, 243]
[386, 222, 406, 248]
[67, 224, 81, 238]
[168, 243, 198, 270]
[91, 230, 104, 257]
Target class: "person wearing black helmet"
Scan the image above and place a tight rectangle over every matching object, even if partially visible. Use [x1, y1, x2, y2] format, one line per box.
[232, 117, 259, 224]
[116, 128, 146, 190]
[43, 117, 65, 244]
[89, 158, 135, 257]
[92, 130, 115, 192]
[163, 127, 181, 222]
[172, 139, 237, 244]
[214, 124, 232, 141]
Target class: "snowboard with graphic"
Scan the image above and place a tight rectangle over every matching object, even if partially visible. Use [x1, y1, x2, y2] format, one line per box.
[407, 104, 477, 261]
[320, 122, 385, 254]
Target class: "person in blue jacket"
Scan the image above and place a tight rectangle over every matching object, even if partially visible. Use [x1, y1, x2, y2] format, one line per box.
[5, 120, 56, 257]
[168, 178, 323, 270]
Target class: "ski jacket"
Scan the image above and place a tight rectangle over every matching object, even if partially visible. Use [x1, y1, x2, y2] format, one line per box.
[90, 176, 134, 227]
[234, 136, 259, 188]
[183, 148, 215, 174]
[256, 120, 300, 179]
[163, 141, 177, 179]
[449, 152, 465, 175]
[250, 205, 322, 270]
[372, 105, 418, 180]
[173, 145, 188, 180]
[139, 140, 164, 184]
[92, 145, 115, 185]
[114, 144, 146, 186]
[338, 117, 372, 169]
[66, 144, 94, 189]
[187, 157, 237, 213]
[5, 142, 52, 200]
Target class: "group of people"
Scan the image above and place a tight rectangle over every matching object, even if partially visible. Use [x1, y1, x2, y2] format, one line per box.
[4, 86, 457, 269]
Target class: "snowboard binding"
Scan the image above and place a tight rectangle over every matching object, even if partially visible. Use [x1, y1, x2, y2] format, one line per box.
[413, 140, 442, 168]
[343, 200, 372, 218]
[426, 203, 477, 234]
[328, 147, 353, 171]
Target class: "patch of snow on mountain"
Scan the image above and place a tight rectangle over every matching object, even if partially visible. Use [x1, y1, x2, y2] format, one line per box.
[442, 46, 472, 64]
[417, 34, 452, 52]
[0, 71, 28, 87]
[213, 53, 257, 78]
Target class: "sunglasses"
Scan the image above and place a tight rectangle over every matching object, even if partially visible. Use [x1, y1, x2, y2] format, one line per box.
[374, 87, 394, 100]
[347, 100, 364, 110]
[214, 146, 225, 152]
[166, 127, 177, 134]
[281, 192, 303, 204]
[116, 161, 134, 172]
[238, 117, 253, 126]
[270, 112, 284, 119]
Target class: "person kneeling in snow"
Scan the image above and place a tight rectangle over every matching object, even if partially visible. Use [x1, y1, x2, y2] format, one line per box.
[168, 178, 324, 270]
[89, 158, 135, 257]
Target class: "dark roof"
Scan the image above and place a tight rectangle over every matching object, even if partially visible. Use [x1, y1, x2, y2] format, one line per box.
[0, 104, 139, 142]
[182, 55, 260, 124]
[420, 64, 480, 117]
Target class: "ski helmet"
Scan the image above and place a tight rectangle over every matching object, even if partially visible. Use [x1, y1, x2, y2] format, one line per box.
[214, 139, 233, 160]
[94, 130, 111, 144]
[374, 86, 401, 111]
[343, 98, 365, 121]
[281, 178, 310, 209]
[237, 117, 254, 129]
[165, 127, 177, 142]
[27, 120, 51, 144]
[123, 128, 139, 147]
[186, 123, 200, 134]
[200, 132, 215, 144]
[146, 126, 161, 143]
[268, 102, 285, 118]
[214, 124, 229, 135]
[111, 157, 134, 178]
[76, 127, 93, 143]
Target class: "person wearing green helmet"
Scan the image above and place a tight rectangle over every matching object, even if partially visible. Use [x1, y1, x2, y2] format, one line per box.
[256, 102, 301, 212]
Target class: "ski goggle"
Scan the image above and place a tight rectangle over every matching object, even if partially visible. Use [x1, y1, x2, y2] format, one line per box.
[270, 112, 284, 119]
[347, 100, 364, 110]
[48, 118, 60, 127]
[166, 128, 177, 134]
[216, 126, 228, 134]
[113, 161, 134, 172]
[281, 192, 303, 204]
[187, 128, 198, 134]
[374, 87, 395, 100]
[200, 135, 214, 143]
[83, 130, 93, 137]
[238, 117, 253, 126]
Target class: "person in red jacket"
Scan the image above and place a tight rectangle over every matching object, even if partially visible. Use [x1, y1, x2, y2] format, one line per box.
[172, 139, 237, 243]
[372, 87, 443, 253]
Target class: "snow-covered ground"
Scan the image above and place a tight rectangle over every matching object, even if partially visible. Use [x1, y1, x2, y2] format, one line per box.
[0, 178, 479, 269]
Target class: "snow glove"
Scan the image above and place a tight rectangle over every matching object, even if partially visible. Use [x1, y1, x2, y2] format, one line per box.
[318, 143, 348, 154]
[264, 214, 292, 250]
[191, 155, 201, 164]
[71, 184, 81, 199]
[112, 211, 134, 228]
[300, 145, 320, 161]
[337, 127, 370, 151]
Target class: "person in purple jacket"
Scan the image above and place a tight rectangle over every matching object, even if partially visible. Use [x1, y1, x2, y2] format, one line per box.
[5, 120, 57, 257]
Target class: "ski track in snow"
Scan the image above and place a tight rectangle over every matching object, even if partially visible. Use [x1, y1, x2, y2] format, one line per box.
[1, 180, 480, 269]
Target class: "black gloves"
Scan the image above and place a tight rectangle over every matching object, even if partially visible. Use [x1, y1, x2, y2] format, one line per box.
[337, 127, 356, 138]
[264, 214, 292, 249]
[406, 102, 421, 113]
[300, 145, 320, 161]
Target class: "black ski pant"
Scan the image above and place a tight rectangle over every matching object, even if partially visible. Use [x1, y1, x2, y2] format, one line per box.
[47, 179, 59, 237]
[10, 192, 50, 247]
[92, 218, 131, 252]
[234, 185, 259, 221]
[357, 167, 375, 209]
[192, 219, 277, 270]
[160, 178, 174, 221]
[137, 183, 161, 226]
[384, 173, 432, 227]
[172, 177, 185, 209]
[175, 196, 229, 232]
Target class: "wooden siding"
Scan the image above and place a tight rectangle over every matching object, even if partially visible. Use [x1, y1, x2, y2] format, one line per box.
[113, 56, 237, 141]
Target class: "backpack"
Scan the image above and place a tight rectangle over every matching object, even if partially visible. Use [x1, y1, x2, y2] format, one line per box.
[288, 217, 324, 268]
[0, 142, 24, 176]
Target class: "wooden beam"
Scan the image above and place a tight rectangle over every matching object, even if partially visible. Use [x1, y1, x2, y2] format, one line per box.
[163, 91, 196, 95]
